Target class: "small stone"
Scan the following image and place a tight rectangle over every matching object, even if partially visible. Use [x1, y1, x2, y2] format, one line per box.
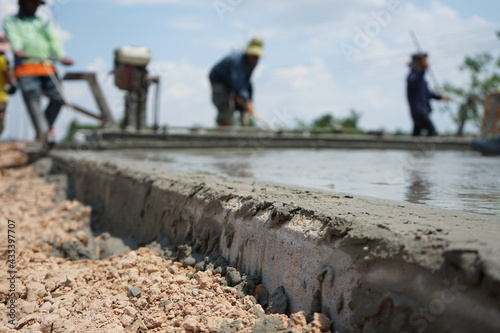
[182, 257, 196, 267]
[159, 300, 170, 309]
[26, 283, 49, 301]
[126, 268, 140, 281]
[121, 314, 134, 327]
[267, 287, 288, 314]
[254, 284, 266, 299]
[183, 316, 199, 330]
[40, 314, 61, 332]
[226, 267, 242, 287]
[191, 289, 199, 296]
[127, 287, 142, 298]
[312, 313, 331, 332]
[123, 306, 138, 317]
[55, 308, 70, 318]
[20, 301, 37, 315]
[75, 230, 88, 245]
[136, 298, 149, 310]
[39, 301, 52, 313]
[291, 311, 307, 326]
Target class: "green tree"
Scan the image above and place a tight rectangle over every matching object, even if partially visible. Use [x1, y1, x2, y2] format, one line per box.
[443, 51, 500, 136]
[312, 113, 336, 129]
[339, 109, 362, 129]
[63, 119, 99, 142]
[291, 118, 309, 132]
[311, 110, 362, 131]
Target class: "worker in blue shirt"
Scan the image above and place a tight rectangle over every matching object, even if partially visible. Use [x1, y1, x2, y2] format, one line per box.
[209, 37, 263, 126]
[407, 52, 449, 136]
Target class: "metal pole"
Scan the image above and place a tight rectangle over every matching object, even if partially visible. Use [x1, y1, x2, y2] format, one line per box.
[153, 77, 160, 131]
[409, 30, 442, 94]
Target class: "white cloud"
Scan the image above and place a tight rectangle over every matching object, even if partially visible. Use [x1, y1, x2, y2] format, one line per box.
[165, 16, 206, 31]
[113, 0, 208, 7]
[0, 0, 17, 23]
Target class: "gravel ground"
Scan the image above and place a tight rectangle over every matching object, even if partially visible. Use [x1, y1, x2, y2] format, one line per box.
[0, 143, 332, 333]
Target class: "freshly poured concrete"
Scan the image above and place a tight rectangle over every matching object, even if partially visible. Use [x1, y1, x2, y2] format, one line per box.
[113, 148, 500, 216]
[51, 151, 500, 333]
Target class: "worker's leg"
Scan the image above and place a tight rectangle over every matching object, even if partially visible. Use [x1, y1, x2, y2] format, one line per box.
[0, 102, 6, 136]
[421, 114, 437, 136]
[211, 83, 233, 126]
[413, 114, 437, 137]
[18, 76, 49, 141]
[41, 75, 64, 128]
[426, 121, 437, 137]
[239, 110, 249, 126]
[234, 97, 250, 126]
[412, 117, 422, 136]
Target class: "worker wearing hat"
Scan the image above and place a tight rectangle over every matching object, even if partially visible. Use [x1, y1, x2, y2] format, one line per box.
[3, 0, 73, 148]
[406, 52, 449, 136]
[209, 37, 264, 126]
[0, 32, 16, 137]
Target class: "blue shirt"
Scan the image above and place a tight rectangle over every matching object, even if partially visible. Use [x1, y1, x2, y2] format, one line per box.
[407, 67, 441, 117]
[209, 52, 255, 102]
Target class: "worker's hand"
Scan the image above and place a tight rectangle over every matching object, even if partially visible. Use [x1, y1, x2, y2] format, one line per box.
[441, 95, 451, 102]
[14, 50, 27, 59]
[7, 84, 17, 95]
[245, 100, 255, 115]
[59, 57, 74, 66]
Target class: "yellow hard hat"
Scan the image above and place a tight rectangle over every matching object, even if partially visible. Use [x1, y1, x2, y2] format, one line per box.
[245, 37, 264, 58]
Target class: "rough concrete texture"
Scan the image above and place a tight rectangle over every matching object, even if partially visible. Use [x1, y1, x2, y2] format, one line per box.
[51, 151, 500, 333]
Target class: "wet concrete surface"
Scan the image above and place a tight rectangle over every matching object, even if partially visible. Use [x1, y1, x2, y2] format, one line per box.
[110, 148, 500, 216]
[49, 150, 500, 332]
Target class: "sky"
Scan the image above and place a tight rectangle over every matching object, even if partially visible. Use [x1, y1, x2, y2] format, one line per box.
[0, 0, 499, 141]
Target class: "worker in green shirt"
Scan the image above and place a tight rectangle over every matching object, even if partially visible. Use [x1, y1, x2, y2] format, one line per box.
[3, 0, 73, 148]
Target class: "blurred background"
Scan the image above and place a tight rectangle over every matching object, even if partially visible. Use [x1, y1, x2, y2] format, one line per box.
[0, 0, 498, 141]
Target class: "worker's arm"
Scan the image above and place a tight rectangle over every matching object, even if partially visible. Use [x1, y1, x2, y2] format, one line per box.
[229, 56, 254, 105]
[429, 90, 450, 101]
[3, 17, 23, 55]
[234, 94, 255, 115]
[244, 100, 255, 115]
[5, 65, 15, 86]
[44, 21, 73, 66]
[5, 70, 17, 95]
[231, 73, 251, 103]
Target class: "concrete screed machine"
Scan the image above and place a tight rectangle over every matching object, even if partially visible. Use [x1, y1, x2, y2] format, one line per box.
[63, 45, 161, 133]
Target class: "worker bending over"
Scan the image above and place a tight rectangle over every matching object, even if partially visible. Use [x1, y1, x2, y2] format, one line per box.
[209, 37, 263, 126]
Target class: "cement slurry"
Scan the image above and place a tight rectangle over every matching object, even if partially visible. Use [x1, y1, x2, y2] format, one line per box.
[51, 151, 500, 333]
[113, 148, 500, 216]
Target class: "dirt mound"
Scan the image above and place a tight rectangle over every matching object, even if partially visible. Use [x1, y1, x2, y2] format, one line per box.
[0, 143, 332, 332]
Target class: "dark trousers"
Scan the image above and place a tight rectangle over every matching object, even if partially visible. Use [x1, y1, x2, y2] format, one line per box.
[412, 114, 437, 137]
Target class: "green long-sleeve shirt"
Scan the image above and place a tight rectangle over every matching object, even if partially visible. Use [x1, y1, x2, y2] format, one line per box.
[3, 14, 66, 66]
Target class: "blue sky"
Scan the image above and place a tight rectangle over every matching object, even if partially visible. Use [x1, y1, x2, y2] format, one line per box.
[1, 0, 499, 140]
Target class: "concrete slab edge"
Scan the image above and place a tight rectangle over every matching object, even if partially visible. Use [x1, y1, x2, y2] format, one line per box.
[50, 152, 500, 333]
